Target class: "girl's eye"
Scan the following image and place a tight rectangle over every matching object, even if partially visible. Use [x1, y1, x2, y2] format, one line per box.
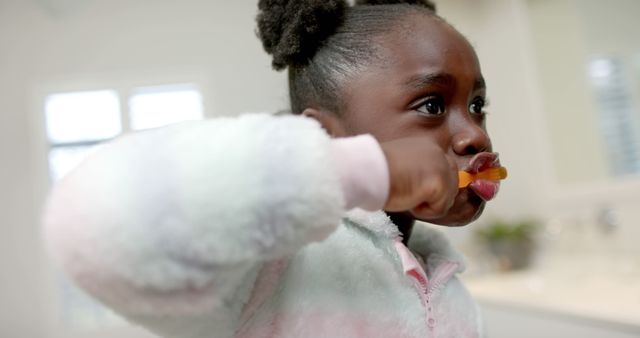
[416, 97, 445, 116]
[469, 97, 486, 115]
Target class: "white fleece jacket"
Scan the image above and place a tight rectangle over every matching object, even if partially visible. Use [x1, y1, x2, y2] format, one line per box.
[43, 113, 483, 338]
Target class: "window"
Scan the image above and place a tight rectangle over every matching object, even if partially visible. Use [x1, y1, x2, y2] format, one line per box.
[45, 84, 204, 182]
[130, 84, 204, 130]
[588, 58, 640, 176]
[45, 90, 122, 181]
[44, 83, 205, 329]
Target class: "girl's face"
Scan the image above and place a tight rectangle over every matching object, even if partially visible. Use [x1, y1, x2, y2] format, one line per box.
[340, 14, 492, 226]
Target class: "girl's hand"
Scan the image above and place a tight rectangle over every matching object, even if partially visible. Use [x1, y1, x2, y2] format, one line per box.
[380, 137, 458, 218]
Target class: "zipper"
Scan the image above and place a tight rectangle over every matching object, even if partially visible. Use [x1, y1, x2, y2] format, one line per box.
[393, 239, 459, 332]
[423, 261, 459, 329]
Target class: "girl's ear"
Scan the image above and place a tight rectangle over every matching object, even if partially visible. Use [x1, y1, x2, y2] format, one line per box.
[302, 108, 347, 138]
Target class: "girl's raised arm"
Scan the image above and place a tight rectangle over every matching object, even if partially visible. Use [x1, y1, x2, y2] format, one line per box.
[42, 113, 388, 337]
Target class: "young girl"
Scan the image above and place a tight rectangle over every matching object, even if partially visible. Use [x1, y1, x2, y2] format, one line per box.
[44, 0, 501, 337]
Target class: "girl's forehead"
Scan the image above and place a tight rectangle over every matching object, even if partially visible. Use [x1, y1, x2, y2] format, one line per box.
[376, 15, 481, 80]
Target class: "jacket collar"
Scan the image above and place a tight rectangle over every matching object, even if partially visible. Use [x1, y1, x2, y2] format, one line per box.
[344, 208, 401, 240]
[344, 209, 466, 273]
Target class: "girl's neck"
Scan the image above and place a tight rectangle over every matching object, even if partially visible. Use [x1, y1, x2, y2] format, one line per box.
[386, 212, 415, 245]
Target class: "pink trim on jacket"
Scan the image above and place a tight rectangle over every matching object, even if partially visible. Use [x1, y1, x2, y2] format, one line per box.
[237, 259, 289, 337]
[394, 238, 460, 333]
[330, 135, 389, 211]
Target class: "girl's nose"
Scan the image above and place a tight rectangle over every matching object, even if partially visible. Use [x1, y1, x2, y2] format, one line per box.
[451, 120, 491, 156]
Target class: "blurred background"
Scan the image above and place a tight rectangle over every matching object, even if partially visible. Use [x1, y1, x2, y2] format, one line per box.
[1, 0, 639, 337]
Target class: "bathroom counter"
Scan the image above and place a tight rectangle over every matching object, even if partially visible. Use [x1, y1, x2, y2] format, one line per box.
[461, 253, 640, 334]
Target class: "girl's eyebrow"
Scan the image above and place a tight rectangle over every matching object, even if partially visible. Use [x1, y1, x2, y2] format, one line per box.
[404, 72, 486, 91]
[404, 73, 456, 89]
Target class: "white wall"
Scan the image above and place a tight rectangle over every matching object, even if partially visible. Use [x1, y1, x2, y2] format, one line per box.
[527, 0, 640, 185]
[527, 0, 609, 184]
[524, 0, 640, 255]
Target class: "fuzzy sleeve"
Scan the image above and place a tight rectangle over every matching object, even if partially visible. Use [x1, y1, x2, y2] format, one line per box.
[42, 113, 387, 337]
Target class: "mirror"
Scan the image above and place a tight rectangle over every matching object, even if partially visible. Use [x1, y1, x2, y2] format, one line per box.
[527, 0, 640, 184]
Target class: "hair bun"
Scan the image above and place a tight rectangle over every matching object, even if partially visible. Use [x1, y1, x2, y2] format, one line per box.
[256, 0, 347, 70]
[354, 0, 436, 12]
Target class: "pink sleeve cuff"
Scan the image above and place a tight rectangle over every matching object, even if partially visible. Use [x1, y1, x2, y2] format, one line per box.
[330, 134, 390, 211]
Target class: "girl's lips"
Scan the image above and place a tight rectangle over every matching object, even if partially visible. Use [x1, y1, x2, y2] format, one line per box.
[462, 152, 501, 201]
[462, 152, 500, 174]
[469, 180, 500, 201]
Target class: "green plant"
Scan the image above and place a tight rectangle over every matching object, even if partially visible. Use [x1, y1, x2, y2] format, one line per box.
[475, 218, 541, 271]
[476, 219, 539, 243]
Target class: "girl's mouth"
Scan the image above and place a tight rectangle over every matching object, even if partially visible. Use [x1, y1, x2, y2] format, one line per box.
[462, 152, 501, 201]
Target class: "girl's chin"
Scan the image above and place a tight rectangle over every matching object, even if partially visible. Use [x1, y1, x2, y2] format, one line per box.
[412, 189, 486, 227]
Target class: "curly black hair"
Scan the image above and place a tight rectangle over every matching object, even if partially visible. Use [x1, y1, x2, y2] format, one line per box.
[256, 0, 437, 115]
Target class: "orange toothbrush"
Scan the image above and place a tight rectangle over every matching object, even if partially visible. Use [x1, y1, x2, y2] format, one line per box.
[458, 167, 508, 188]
